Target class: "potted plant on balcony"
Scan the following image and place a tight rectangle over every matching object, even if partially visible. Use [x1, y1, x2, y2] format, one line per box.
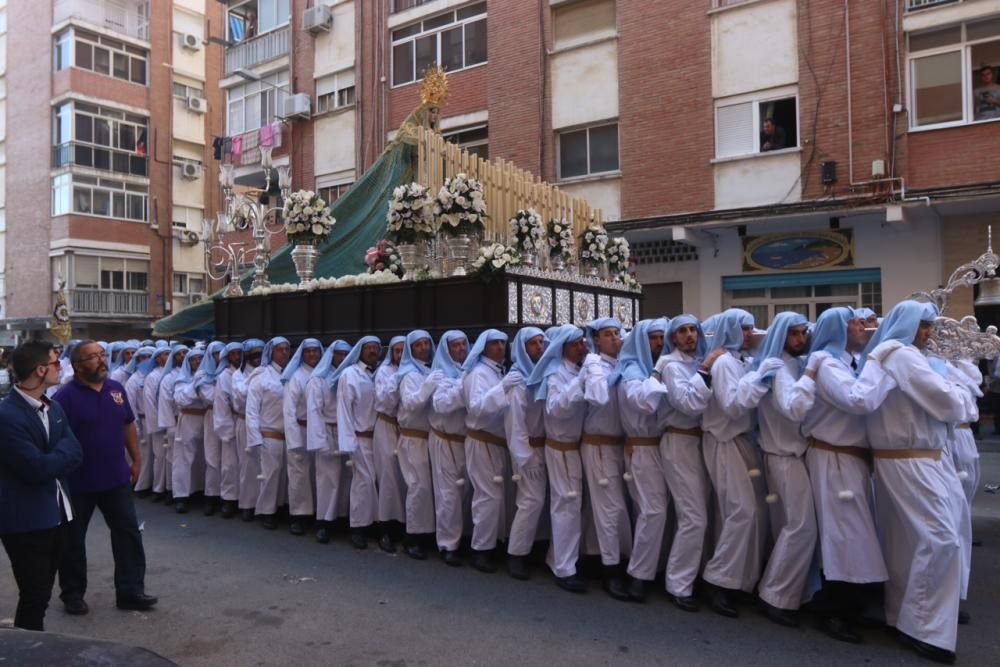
[386, 182, 434, 279]
[282, 189, 335, 288]
[435, 173, 487, 276]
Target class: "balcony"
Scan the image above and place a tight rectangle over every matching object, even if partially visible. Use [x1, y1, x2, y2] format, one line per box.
[391, 0, 434, 12]
[225, 26, 291, 76]
[68, 289, 149, 317]
[54, 142, 148, 178]
[53, 0, 150, 42]
[907, 0, 961, 9]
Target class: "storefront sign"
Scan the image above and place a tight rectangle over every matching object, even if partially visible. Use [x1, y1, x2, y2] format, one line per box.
[742, 229, 854, 272]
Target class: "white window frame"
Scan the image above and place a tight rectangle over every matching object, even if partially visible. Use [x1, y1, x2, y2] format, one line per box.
[226, 0, 290, 41]
[74, 255, 149, 292]
[723, 281, 882, 327]
[557, 121, 620, 181]
[714, 89, 800, 160]
[172, 205, 205, 230]
[54, 27, 148, 86]
[907, 21, 1000, 131]
[443, 123, 489, 159]
[315, 71, 356, 115]
[172, 81, 204, 99]
[226, 70, 288, 135]
[53, 174, 148, 222]
[391, 2, 487, 88]
[53, 101, 149, 177]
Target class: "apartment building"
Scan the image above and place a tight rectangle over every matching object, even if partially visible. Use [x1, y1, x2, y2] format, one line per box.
[0, 0, 223, 344]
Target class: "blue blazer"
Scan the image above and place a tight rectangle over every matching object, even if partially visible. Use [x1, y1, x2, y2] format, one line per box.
[0, 389, 82, 536]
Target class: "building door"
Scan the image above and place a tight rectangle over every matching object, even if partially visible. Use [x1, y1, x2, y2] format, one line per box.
[641, 282, 683, 318]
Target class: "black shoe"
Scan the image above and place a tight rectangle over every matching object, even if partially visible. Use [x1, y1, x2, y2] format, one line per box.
[134, 489, 152, 498]
[351, 531, 368, 550]
[116, 593, 158, 611]
[220, 501, 236, 519]
[958, 609, 970, 625]
[507, 555, 529, 581]
[898, 630, 956, 664]
[672, 594, 699, 613]
[203, 498, 220, 517]
[603, 568, 631, 602]
[64, 598, 89, 615]
[174, 500, 188, 514]
[759, 600, 799, 628]
[556, 574, 587, 593]
[405, 543, 427, 560]
[379, 534, 397, 554]
[240, 509, 255, 522]
[972, 538, 983, 547]
[627, 577, 647, 603]
[442, 549, 462, 567]
[289, 520, 305, 536]
[164, 495, 176, 506]
[316, 526, 331, 544]
[472, 550, 497, 573]
[707, 586, 739, 618]
[822, 615, 863, 644]
[261, 515, 276, 530]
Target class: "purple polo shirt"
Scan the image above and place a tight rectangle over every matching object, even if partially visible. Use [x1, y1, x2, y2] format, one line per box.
[53, 378, 135, 494]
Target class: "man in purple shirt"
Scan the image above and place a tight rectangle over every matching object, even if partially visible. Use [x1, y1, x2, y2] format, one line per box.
[53, 340, 157, 615]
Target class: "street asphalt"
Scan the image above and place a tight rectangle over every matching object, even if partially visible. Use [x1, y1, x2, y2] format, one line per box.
[3, 452, 1000, 667]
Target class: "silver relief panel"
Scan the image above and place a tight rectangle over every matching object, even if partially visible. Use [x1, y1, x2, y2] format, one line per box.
[556, 288, 571, 324]
[612, 296, 635, 329]
[598, 294, 611, 318]
[521, 284, 552, 324]
[508, 282, 518, 323]
[573, 292, 596, 326]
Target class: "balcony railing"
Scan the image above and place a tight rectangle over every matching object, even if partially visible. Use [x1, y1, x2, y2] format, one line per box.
[907, 0, 961, 10]
[68, 289, 149, 316]
[391, 0, 434, 12]
[54, 142, 148, 178]
[53, 0, 150, 42]
[225, 26, 291, 75]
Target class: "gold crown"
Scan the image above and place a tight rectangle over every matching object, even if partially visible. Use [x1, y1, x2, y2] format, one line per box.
[420, 65, 449, 108]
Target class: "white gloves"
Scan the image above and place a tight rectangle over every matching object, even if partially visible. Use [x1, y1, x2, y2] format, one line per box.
[502, 370, 523, 392]
[653, 356, 670, 377]
[805, 350, 830, 373]
[868, 340, 903, 363]
[756, 357, 785, 381]
[426, 370, 445, 385]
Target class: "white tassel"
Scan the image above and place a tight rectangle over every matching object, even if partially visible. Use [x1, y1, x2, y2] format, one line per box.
[456, 478, 465, 487]
[567, 490, 579, 498]
[345, 459, 354, 467]
[748, 468, 761, 478]
[511, 474, 522, 482]
[598, 477, 610, 487]
[622, 472, 634, 482]
[765, 493, 780, 504]
[957, 470, 969, 481]
[493, 475, 504, 484]
[838, 489, 854, 501]
[393, 448, 399, 455]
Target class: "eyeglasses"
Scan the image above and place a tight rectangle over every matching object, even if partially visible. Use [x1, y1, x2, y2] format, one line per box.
[42, 360, 61, 369]
[79, 352, 107, 363]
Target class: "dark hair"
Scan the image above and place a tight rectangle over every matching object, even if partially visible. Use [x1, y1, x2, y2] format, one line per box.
[11, 340, 55, 383]
[69, 339, 98, 366]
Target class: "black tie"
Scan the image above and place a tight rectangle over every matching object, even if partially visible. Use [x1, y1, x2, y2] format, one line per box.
[851, 358, 858, 371]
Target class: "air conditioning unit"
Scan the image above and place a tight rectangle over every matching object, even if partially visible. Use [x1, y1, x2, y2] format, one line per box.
[186, 96, 206, 113]
[302, 5, 333, 34]
[181, 32, 201, 51]
[190, 293, 207, 303]
[180, 162, 201, 180]
[281, 93, 312, 120]
[180, 230, 201, 245]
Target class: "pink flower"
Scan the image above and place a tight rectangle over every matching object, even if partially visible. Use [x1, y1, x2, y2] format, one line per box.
[376, 262, 385, 271]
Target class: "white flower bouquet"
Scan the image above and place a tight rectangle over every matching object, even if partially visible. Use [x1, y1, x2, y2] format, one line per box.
[282, 190, 335, 244]
[579, 224, 609, 268]
[546, 218, 574, 262]
[435, 173, 487, 237]
[607, 236, 630, 275]
[247, 270, 401, 296]
[471, 242, 521, 284]
[386, 182, 434, 244]
[508, 208, 545, 255]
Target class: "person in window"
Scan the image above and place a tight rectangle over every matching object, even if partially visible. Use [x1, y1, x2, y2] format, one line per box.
[245, 11, 257, 39]
[136, 130, 147, 156]
[973, 66, 1000, 121]
[761, 118, 786, 152]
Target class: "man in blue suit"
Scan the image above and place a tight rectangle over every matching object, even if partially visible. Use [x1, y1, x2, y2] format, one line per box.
[0, 340, 82, 631]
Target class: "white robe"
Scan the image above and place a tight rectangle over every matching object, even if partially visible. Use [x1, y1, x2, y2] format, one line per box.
[373, 363, 406, 524]
[397, 371, 436, 535]
[283, 366, 316, 517]
[504, 379, 549, 557]
[337, 362, 378, 528]
[430, 375, 470, 550]
[307, 375, 350, 522]
[213, 367, 240, 503]
[173, 374, 208, 499]
[232, 366, 261, 510]
[247, 363, 288, 515]
[143, 366, 168, 493]
[126, 370, 154, 492]
[156, 368, 180, 493]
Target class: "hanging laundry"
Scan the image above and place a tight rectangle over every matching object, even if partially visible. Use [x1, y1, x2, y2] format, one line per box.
[212, 137, 224, 160]
[271, 120, 283, 148]
[231, 135, 243, 157]
[259, 123, 274, 147]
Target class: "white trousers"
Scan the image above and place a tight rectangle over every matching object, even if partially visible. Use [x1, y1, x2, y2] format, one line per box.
[397, 434, 436, 534]
[951, 428, 980, 508]
[545, 446, 584, 578]
[150, 431, 167, 493]
[220, 438, 240, 502]
[286, 446, 315, 517]
[507, 448, 548, 557]
[134, 424, 154, 492]
[374, 419, 407, 524]
[429, 431, 470, 551]
[255, 436, 287, 515]
[172, 414, 204, 499]
[315, 442, 347, 523]
[702, 433, 769, 592]
[203, 409, 222, 497]
[758, 453, 818, 610]
[154, 428, 175, 493]
[236, 419, 260, 510]
[349, 435, 378, 528]
[465, 436, 512, 551]
[580, 443, 631, 567]
[624, 444, 668, 582]
[660, 431, 711, 597]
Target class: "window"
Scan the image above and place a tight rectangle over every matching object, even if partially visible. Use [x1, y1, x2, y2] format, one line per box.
[52, 102, 148, 177]
[317, 182, 354, 206]
[909, 19, 1000, 128]
[443, 124, 488, 159]
[316, 71, 356, 114]
[392, 2, 487, 86]
[75, 256, 148, 292]
[723, 279, 881, 327]
[558, 122, 619, 179]
[716, 95, 798, 158]
[227, 0, 290, 42]
[173, 82, 204, 99]
[553, 0, 616, 50]
[55, 28, 147, 85]
[173, 272, 206, 295]
[53, 175, 148, 222]
[392, 0, 434, 12]
[172, 205, 205, 230]
[226, 70, 288, 135]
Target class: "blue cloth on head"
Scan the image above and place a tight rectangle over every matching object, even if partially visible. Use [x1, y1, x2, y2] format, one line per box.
[431, 330, 470, 379]
[397, 330, 435, 382]
[141, 339, 154, 347]
[510, 327, 545, 376]
[854, 307, 876, 320]
[138, 347, 168, 375]
[544, 326, 560, 342]
[462, 329, 508, 373]
[706, 308, 755, 353]
[108, 342, 126, 371]
[176, 348, 206, 385]
[807, 307, 855, 366]
[328, 336, 381, 388]
[280, 338, 323, 384]
[154, 340, 169, 349]
[525, 324, 585, 401]
[312, 340, 349, 380]
[664, 314, 707, 359]
[380, 336, 406, 369]
[611, 319, 657, 386]
[860, 300, 937, 371]
[261, 337, 290, 368]
[60, 340, 81, 361]
[242, 338, 265, 353]
[753, 311, 809, 371]
[700, 315, 721, 337]
[123, 346, 155, 376]
[194, 341, 229, 387]
[163, 344, 190, 375]
[649, 317, 669, 335]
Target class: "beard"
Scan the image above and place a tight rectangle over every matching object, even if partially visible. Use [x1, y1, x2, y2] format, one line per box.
[82, 364, 109, 383]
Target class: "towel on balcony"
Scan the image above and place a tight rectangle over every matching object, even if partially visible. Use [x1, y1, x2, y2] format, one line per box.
[271, 120, 283, 148]
[260, 123, 274, 147]
[231, 135, 243, 157]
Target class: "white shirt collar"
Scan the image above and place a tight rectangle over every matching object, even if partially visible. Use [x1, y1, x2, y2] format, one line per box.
[13, 385, 45, 410]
